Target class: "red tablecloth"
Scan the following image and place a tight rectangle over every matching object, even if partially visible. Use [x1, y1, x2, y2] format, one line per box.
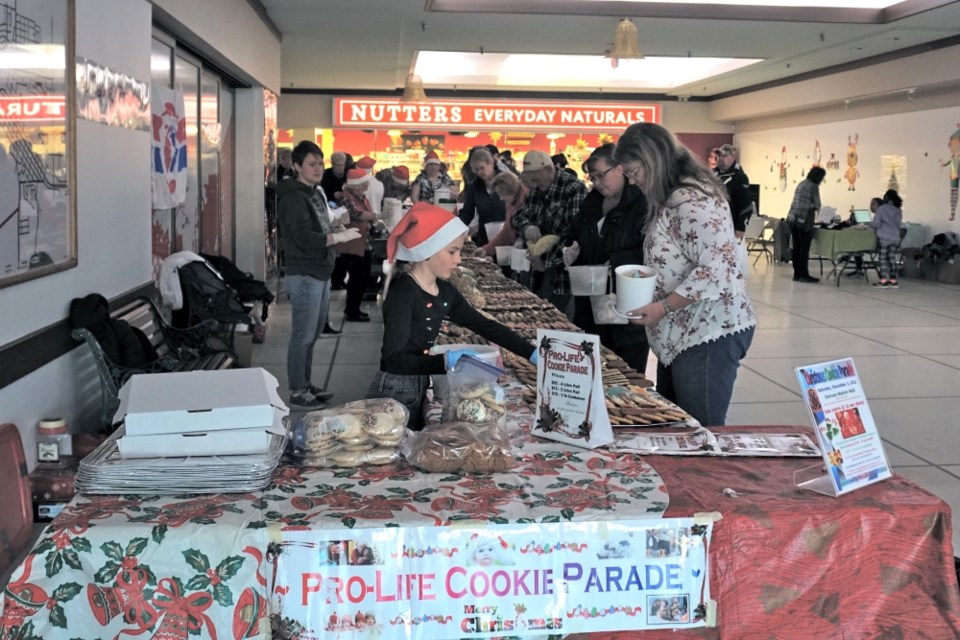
[573, 425, 960, 639]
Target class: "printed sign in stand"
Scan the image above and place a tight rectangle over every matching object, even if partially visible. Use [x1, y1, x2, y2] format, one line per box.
[794, 358, 892, 496]
[533, 329, 612, 449]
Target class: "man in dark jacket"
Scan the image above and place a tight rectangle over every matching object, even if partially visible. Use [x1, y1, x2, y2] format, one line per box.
[277, 141, 360, 408]
[714, 144, 753, 239]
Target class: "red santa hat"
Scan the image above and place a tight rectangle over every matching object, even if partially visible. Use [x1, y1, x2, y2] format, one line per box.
[345, 168, 368, 187]
[356, 156, 376, 170]
[386, 202, 468, 265]
[392, 165, 410, 184]
[423, 151, 441, 167]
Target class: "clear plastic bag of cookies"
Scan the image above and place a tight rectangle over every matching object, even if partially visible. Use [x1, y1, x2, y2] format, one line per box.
[440, 355, 506, 428]
[289, 398, 409, 468]
[402, 421, 515, 474]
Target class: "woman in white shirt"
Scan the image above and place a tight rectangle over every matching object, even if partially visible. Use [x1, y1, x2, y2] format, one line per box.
[614, 123, 757, 426]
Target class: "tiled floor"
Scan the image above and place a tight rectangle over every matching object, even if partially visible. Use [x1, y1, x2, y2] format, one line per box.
[253, 259, 960, 553]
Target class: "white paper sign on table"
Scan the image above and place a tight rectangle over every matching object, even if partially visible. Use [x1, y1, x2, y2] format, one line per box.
[533, 329, 613, 449]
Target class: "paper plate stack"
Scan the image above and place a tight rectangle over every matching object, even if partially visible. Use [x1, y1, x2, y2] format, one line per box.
[76, 425, 285, 494]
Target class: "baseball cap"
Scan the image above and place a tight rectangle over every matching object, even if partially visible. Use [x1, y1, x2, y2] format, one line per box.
[521, 150, 552, 173]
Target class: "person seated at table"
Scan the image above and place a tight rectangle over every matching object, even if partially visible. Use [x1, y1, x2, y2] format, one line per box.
[368, 202, 538, 430]
[869, 189, 904, 289]
[786, 166, 827, 283]
[563, 143, 650, 374]
[616, 123, 756, 427]
[846, 197, 883, 276]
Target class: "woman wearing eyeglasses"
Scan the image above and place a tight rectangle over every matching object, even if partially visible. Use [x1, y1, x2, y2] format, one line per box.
[615, 123, 756, 426]
[561, 143, 651, 373]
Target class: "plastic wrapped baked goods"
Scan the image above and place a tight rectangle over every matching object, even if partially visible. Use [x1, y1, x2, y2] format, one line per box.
[403, 421, 515, 474]
[290, 398, 408, 467]
[441, 355, 506, 429]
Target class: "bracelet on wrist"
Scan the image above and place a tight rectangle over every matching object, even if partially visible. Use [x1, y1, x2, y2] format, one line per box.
[661, 298, 676, 315]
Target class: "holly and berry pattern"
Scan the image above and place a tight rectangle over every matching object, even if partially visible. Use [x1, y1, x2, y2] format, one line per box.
[1, 383, 667, 639]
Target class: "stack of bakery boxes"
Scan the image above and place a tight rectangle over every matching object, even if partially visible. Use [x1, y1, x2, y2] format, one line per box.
[76, 368, 288, 494]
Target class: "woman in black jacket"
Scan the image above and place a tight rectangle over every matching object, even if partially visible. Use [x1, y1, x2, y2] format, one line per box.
[563, 143, 650, 372]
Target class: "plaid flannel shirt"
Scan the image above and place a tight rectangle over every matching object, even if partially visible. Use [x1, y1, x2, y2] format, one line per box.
[512, 170, 587, 294]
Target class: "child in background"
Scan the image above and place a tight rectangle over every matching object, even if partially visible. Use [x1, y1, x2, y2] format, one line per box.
[367, 202, 538, 430]
[869, 189, 904, 289]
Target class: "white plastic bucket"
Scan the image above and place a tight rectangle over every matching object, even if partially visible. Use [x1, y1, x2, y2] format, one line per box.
[614, 264, 658, 315]
[484, 222, 504, 242]
[568, 265, 609, 296]
[510, 247, 530, 272]
[494, 245, 511, 266]
[429, 343, 503, 400]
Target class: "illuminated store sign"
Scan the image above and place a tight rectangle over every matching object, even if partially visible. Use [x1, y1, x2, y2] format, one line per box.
[0, 95, 66, 122]
[335, 98, 660, 131]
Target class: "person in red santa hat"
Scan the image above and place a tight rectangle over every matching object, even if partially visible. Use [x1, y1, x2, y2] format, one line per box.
[367, 202, 538, 430]
[337, 168, 377, 322]
[410, 151, 458, 204]
[355, 156, 383, 215]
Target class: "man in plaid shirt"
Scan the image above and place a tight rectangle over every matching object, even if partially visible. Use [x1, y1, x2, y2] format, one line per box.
[512, 150, 587, 318]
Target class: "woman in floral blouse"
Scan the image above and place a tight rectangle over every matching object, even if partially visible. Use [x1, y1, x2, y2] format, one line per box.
[410, 151, 458, 204]
[614, 123, 756, 426]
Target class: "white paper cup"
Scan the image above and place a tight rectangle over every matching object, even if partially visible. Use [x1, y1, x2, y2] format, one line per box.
[494, 245, 511, 266]
[615, 265, 658, 315]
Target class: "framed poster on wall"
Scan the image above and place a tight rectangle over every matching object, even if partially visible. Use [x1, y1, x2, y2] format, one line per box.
[0, 0, 76, 289]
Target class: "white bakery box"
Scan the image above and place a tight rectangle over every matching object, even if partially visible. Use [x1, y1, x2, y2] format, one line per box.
[112, 368, 289, 458]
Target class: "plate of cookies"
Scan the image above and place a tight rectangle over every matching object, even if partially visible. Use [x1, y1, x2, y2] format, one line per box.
[290, 398, 409, 467]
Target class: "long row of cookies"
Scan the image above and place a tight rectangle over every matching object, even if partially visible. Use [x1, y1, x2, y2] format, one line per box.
[438, 257, 693, 427]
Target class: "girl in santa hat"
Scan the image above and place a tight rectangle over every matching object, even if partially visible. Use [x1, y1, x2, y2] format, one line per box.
[367, 202, 538, 430]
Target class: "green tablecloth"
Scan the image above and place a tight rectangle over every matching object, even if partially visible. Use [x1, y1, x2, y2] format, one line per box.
[812, 227, 877, 262]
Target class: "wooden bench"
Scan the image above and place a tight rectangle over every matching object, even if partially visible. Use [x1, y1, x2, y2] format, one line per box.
[72, 296, 237, 428]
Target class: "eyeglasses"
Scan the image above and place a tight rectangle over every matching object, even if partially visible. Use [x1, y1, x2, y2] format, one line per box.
[588, 165, 619, 182]
[622, 165, 643, 181]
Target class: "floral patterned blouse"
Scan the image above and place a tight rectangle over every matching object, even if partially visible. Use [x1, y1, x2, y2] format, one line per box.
[643, 184, 756, 366]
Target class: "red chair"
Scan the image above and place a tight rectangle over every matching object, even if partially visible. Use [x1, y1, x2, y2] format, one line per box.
[0, 423, 35, 586]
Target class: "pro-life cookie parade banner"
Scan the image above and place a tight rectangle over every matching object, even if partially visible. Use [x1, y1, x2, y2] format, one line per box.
[270, 518, 715, 638]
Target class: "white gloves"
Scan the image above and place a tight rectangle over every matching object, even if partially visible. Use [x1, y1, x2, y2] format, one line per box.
[328, 205, 349, 224]
[524, 225, 542, 244]
[331, 228, 362, 244]
[562, 241, 581, 267]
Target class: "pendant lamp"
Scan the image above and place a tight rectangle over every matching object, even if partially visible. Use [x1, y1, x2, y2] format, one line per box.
[608, 18, 643, 60]
[400, 73, 429, 102]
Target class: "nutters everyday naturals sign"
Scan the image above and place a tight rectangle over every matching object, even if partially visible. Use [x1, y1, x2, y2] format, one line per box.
[334, 98, 660, 132]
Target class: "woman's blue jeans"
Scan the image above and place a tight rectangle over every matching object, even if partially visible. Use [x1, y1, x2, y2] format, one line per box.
[655, 327, 755, 427]
[286, 274, 331, 392]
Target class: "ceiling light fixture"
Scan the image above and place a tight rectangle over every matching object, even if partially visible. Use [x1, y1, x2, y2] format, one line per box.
[400, 73, 429, 102]
[607, 18, 643, 60]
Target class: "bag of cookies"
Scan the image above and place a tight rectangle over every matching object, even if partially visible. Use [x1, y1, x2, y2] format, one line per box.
[440, 355, 506, 429]
[290, 398, 409, 467]
[403, 421, 515, 474]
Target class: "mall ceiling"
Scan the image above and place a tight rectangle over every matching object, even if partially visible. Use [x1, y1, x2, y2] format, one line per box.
[257, 0, 960, 99]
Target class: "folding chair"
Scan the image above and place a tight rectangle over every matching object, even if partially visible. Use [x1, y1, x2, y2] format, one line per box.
[745, 217, 776, 265]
